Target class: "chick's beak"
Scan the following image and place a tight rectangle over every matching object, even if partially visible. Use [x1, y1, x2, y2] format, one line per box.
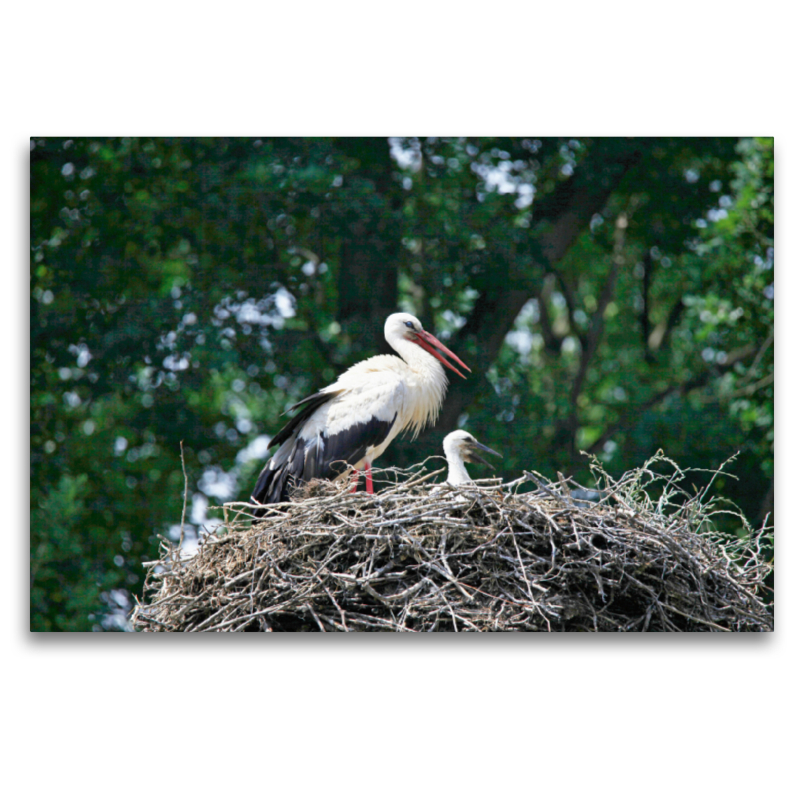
[464, 440, 502, 467]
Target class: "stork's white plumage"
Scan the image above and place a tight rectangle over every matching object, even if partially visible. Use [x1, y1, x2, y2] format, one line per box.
[443, 430, 501, 486]
[251, 313, 470, 515]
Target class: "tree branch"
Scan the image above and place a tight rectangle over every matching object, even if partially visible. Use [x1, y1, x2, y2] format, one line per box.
[552, 269, 583, 348]
[648, 295, 686, 352]
[641, 250, 654, 363]
[537, 277, 564, 355]
[569, 213, 628, 411]
[430, 143, 644, 438]
[587, 345, 759, 455]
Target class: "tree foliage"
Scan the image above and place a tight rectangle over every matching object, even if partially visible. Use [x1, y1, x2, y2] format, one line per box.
[30, 136, 774, 631]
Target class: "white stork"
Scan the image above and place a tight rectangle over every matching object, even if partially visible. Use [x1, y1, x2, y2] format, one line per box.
[442, 430, 501, 486]
[251, 312, 470, 515]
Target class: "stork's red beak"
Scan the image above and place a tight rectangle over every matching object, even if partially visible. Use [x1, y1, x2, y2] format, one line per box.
[413, 331, 471, 379]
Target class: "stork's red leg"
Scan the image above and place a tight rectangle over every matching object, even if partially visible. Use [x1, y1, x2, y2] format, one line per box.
[350, 469, 360, 493]
[365, 462, 374, 494]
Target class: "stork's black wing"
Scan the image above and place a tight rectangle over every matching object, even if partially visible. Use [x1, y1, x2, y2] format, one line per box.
[267, 389, 343, 450]
[301, 411, 398, 481]
[251, 393, 398, 516]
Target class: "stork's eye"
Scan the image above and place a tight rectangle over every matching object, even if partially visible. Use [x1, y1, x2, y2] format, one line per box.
[404, 321, 415, 330]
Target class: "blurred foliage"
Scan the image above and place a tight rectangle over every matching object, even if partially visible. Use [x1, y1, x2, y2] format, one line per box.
[30, 136, 773, 631]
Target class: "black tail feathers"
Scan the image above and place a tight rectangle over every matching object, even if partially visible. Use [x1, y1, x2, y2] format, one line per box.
[251, 464, 298, 518]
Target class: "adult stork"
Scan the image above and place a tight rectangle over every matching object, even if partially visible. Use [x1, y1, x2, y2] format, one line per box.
[442, 430, 501, 486]
[250, 313, 470, 515]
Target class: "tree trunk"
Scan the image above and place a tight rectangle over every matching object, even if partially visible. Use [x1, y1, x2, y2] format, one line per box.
[333, 138, 402, 354]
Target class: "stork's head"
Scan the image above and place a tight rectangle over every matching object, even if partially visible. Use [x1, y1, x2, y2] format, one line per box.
[384, 313, 471, 378]
[443, 429, 501, 467]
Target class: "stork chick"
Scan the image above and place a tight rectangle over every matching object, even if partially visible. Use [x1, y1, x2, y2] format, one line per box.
[443, 430, 501, 486]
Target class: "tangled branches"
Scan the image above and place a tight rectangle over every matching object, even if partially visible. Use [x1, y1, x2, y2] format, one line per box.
[132, 455, 773, 632]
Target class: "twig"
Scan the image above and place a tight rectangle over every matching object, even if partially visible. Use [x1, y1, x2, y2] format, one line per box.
[179, 441, 188, 553]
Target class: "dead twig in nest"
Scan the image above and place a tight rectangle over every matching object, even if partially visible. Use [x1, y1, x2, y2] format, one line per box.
[131, 455, 773, 633]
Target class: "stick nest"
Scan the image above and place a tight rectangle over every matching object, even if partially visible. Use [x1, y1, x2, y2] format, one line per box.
[132, 454, 773, 632]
